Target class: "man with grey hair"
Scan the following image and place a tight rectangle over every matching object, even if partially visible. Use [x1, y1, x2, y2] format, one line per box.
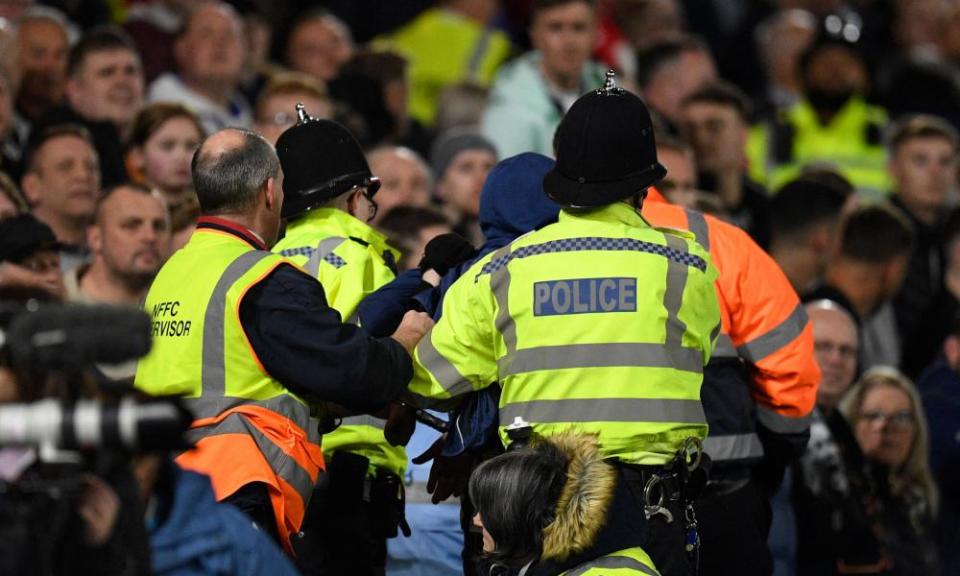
[786, 298, 886, 574]
[134, 127, 433, 554]
[14, 6, 70, 125]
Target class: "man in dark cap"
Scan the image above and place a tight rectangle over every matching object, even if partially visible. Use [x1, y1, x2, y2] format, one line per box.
[406, 72, 720, 576]
[0, 213, 65, 299]
[271, 105, 421, 575]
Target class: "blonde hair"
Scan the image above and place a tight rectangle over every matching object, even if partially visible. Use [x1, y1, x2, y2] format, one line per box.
[840, 366, 938, 513]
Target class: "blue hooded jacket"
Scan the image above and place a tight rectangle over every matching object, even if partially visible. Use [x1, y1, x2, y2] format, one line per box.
[149, 462, 299, 576]
[358, 152, 559, 328]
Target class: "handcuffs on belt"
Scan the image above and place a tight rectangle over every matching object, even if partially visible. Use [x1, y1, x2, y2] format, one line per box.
[643, 437, 704, 557]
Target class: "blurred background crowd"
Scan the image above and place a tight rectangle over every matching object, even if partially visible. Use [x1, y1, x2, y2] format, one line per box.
[1, 0, 960, 575]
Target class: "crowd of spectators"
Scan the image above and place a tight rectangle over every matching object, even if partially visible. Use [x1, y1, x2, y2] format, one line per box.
[1, 0, 960, 575]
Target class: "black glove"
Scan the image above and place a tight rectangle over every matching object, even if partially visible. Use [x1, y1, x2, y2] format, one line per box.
[418, 233, 477, 276]
[412, 436, 475, 504]
[383, 403, 417, 447]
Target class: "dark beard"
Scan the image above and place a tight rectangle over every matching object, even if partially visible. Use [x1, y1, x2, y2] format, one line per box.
[806, 88, 855, 117]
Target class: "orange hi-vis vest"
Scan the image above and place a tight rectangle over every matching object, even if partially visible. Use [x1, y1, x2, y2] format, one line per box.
[643, 188, 819, 464]
[135, 220, 325, 553]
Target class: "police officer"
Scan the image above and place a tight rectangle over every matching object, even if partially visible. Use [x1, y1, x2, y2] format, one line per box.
[407, 73, 721, 576]
[134, 128, 431, 555]
[272, 107, 412, 575]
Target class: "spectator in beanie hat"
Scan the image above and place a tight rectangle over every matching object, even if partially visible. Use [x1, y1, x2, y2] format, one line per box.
[429, 128, 497, 245]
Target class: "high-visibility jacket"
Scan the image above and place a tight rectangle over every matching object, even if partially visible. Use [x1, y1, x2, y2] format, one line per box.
[409, 202, 720, 465]
[643, 189, 818, 467]
[559, 547, 660, 575]
[134, 225, 325, 554]
[274, 208, 406, 477]
[372, 8, 512, 127]
[746, 96, 890, 200]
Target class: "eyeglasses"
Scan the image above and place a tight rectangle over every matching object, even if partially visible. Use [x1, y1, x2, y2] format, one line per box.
[350, 185, 378, 222]
[814, 341, 858, 361]
[860, 410, 914, 430]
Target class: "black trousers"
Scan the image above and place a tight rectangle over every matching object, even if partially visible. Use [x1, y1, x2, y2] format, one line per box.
[619, 466, 695, 576]
[293, 471, 387, 576]
[694, 480, 773, 576]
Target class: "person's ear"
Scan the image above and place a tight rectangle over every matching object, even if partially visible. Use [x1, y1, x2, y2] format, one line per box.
[945, 335, 960, 369]
[87, 224, 102, 254]
[64, 76, 82, 110]
[263, 177, 280, 213]
[21, 173, 41, 207]
[128, 147, 146, 172]
[346, 187, 364, 217]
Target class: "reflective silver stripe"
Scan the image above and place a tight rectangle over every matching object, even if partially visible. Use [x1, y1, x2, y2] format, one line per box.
[757, 405, 811, 434]
[564, 555, 660, 576]
[345, 309, 360, 326]
[306, 236, 346, 276]
[417, 326, 474, 397]
[713, 334, 737, 358]
[500, 398, 706, 424]
[737, 303, 807, 364]
[466, 28, 492, 80]
[340, 414, 386, 430]
[498, 342, 704, 377]
[684, 209, 710, 251]
[187, 412, 315, 502]
[185, 395, 320, 444]
[185, 395, 310, 421]
[202, 251, 273, 397]
[663, 235, 689, 347]
[489, 245, 517, 355]
[703, 433, 764, 461]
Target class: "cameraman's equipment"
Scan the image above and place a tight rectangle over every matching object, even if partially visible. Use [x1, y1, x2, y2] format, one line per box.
[505, 416, 533, 450]
[1, 304, 151, 371]
[0, 397, 193, 452]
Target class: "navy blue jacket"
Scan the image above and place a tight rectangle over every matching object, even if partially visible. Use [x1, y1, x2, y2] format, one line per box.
[917, 358, 960, 574]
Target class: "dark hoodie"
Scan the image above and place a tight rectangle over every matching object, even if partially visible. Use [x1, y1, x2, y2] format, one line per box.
[357, 152, 560, 333]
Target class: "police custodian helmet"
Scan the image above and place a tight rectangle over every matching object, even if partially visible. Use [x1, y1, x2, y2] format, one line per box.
[544, 70, 666, 208]
[275, 103, 381, 219]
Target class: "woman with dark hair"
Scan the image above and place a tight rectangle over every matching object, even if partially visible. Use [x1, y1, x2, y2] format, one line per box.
[468, 432, 658, 575]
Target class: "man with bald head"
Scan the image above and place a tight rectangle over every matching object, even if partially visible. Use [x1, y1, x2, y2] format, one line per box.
[790, 298, 885, 574]
[147, 1, 251, 134]
[65, 183, 171, 305]
[135, 128, 432, 553]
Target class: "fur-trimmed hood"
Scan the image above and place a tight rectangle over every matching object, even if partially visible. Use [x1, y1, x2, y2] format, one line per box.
[540, 433, 618, 563]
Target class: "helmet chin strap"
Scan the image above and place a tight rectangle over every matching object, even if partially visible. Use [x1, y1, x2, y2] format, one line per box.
[629, 188, 648, 214]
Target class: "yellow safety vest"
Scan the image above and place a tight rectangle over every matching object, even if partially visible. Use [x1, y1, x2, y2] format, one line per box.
[560, 547, 660, 575]
[134, 225, 324, 551]
[410, 203, 720, 465]
[746, 97, 890, 200]
[372, 7, 512, 126]
[274, 207, 406, 476]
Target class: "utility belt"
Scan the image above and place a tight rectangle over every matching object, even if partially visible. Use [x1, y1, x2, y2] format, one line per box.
[615, 438, 710, 561]
[326, 451, 411, 538]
